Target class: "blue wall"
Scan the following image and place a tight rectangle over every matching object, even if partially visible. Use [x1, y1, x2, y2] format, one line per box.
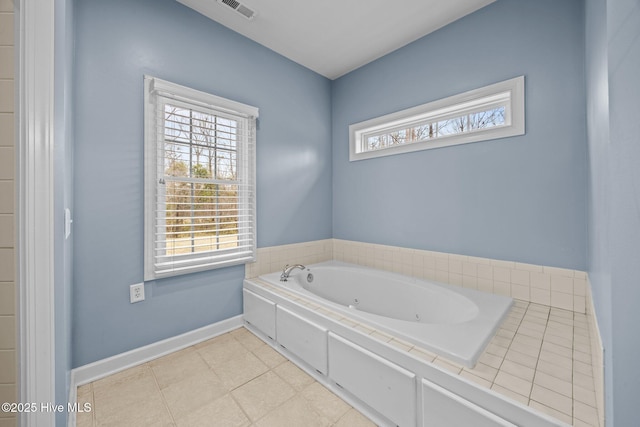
[72, 0, 332, 366]
[331, 0, 587, 270]
[586, 0, 640, 425]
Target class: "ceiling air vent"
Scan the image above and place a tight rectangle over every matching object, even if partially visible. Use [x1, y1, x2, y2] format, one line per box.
[217, 0, 257, 20]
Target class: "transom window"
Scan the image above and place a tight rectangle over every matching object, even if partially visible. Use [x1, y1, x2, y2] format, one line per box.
[350, 76, 525, 161]
[144, 76, 258, 280]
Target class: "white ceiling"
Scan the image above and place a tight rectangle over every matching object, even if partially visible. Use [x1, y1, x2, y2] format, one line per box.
[177, 0, 495, 80]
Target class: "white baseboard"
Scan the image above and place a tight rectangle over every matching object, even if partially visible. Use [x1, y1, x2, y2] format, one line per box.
[67, 315, 243, 427]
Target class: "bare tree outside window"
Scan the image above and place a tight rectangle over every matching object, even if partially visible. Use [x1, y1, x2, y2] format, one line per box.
[366, 106, 506, 151]
[162, 105, 240, 256]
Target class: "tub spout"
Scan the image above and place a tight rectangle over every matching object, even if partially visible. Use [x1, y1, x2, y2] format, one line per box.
[280, 264, 306, 282]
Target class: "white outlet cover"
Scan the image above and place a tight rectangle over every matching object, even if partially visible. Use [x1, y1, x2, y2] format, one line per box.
[130, 283, 145, 303]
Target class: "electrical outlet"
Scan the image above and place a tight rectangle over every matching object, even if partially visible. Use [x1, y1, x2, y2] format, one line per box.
[130, 283, 145, 303]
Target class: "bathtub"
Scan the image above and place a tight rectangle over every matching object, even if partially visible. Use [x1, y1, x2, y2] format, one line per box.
[259, 261, 512, 367]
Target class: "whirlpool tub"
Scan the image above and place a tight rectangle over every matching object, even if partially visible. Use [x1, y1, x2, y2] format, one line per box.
[257, 261, 512, 367]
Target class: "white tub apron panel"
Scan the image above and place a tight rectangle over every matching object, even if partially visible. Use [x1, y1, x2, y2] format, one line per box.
[421, 378, 517, 427]
[243, 288, 276, 340]
[329, 332, 416, 427]
[276, 305, 328, 374]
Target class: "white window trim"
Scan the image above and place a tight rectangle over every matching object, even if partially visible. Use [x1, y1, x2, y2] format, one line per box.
[144, 76, 258, 281]
[349, 76, 525, 161]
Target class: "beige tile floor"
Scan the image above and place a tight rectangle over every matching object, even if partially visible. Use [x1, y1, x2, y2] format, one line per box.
[76, 328, 375, 427]
[76, 298, 601, 427]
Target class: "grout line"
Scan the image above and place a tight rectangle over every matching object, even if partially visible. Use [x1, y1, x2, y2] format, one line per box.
[148, 361, 176, 426]
[88, 383, 96, 427]
[227, 386, 253, 424]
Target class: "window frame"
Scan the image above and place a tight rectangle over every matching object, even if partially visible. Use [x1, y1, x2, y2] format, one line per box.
[349, 76, 525, 161]
[144, 76, 258, 280]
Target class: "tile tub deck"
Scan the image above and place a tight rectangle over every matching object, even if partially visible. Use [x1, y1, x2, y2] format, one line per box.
[252, 277, 601, 427]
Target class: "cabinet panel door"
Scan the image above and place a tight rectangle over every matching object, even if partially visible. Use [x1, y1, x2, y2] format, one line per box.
[329, 333, 416, 427]
[277, 306, 328, 374]
[243, 289, 276, 340]
[422, 379, 517, 427]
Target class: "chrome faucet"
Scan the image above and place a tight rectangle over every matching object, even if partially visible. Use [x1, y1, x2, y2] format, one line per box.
[280, 264, 306, 281]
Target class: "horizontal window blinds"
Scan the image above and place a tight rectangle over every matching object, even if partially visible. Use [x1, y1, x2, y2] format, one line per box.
[145, 76, 257, 280]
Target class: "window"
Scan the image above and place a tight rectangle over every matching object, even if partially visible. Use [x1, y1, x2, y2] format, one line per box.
[349, 76, 525, 161]
[144, 76, 258, 280]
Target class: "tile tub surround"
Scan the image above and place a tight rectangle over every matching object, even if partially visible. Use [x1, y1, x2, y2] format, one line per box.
[246, 239, 588, 313]
[249, 277, 602, 427]
[245, 239, 334, 279]
[332, 240, 588, 314]
[75, 328, 374, 427]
